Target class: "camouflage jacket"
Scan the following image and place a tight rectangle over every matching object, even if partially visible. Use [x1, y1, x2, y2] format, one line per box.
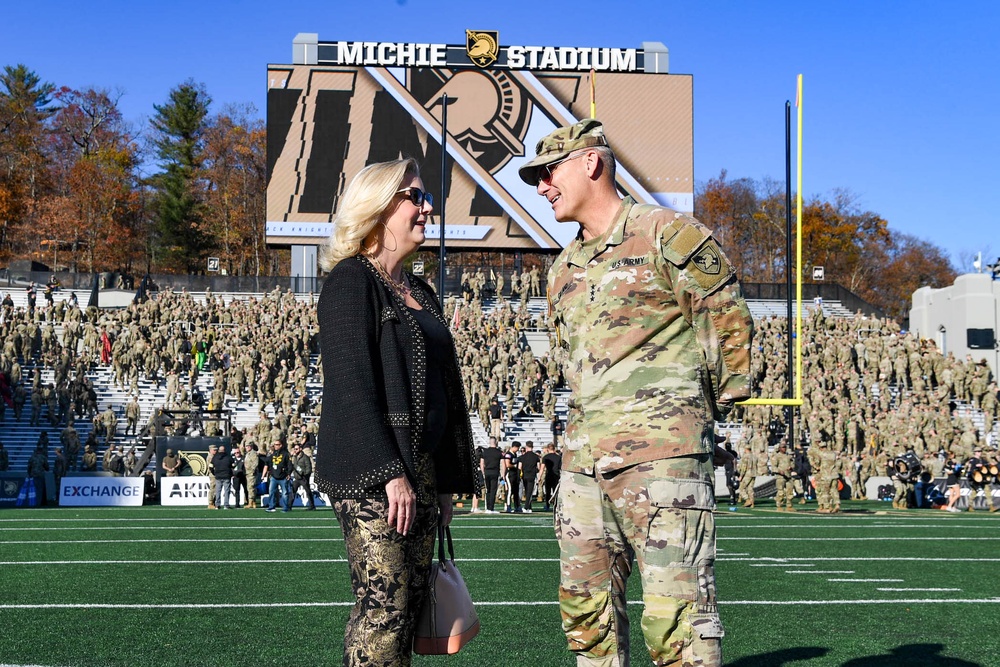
[771, 451, 794, 478]
[548, 197, 753, 475]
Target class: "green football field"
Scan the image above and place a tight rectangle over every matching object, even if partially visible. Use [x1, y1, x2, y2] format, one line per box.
[0, 501, 997, 667]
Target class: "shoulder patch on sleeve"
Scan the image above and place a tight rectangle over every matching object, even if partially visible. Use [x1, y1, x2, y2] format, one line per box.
[692, 243, 723, 276]
[660, 217, 710, 266]
[686, 239, 734, 293]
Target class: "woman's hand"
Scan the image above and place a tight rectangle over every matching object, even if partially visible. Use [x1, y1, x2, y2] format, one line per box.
[386, 475, 416, 536]
[438, 493, 454, 527]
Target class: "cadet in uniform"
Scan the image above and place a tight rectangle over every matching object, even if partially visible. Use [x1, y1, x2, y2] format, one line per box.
[518, 441, 541, 512]
[521, 120, 752, 667]
[771, 443, 795, 511]
[737, 446, 757, 508]
[480, 436, 503, 513]
[542, 443, 561, 511]
[244, 443, 260, 508]
[503, 441, 522, 513]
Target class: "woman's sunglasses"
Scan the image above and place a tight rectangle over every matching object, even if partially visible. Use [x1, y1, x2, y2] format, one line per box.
[397, 187, 433, 208]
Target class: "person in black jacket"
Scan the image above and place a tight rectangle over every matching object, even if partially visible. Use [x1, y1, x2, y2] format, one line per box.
[315, 158, 477, 667]
[480, 436, 503, 513]
[264, 440, 292, 513]
[210, 444, 233, 510]
[289, 442, 315, 511]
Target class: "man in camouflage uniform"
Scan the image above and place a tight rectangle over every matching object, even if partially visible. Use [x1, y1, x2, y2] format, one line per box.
[770, 443, 795, 511]
[815, 444, 843, 514]
[737, 446, 757, 509]
[521, 119, 753, 667]
[206, 444, 218, 509]
[244, 443, 260, 509]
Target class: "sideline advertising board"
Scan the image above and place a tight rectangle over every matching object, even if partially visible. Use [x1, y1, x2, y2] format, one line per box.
[160, 476, 212, 506]
[60, 476, 145, 507]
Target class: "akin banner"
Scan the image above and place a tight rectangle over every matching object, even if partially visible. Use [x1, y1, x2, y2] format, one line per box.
[60, 477, 145, 507]
[160, 476, 212, 506]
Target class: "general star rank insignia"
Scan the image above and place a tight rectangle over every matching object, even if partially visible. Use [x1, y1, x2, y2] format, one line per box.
[466, 30, 499, 68]
[692, 244, 721, 275]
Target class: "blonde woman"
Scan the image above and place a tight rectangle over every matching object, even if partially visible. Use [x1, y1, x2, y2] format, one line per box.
[314, 158, 477, 666]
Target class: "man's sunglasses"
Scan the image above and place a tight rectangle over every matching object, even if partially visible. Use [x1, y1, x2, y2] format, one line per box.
[536, 151, 587, 185]
[397, 187, 433, 208]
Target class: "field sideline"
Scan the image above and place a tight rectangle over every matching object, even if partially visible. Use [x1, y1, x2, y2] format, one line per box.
[0, 502, 997, 667]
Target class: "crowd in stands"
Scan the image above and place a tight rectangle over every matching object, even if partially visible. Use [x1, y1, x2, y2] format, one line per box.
[1, 277, 997, 512]
[734, 306, 998, 510]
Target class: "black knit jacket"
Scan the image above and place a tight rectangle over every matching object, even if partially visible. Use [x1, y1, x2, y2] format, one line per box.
[314, 256, 478, 503]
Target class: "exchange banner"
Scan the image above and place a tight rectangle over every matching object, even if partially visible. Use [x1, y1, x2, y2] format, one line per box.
[60, 476, 145, 507]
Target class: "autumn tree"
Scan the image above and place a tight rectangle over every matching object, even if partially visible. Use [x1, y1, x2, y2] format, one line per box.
[42, 87, 142, 273]
[695, 170, 787, 282]
[0, 64, 54, 261]
[149, 81, 211, 272]
[202, 104, 270, 275]
[857, 232, 956, 323]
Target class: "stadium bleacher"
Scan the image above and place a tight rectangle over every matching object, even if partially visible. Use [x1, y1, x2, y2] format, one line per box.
[0, 284, 995, 482]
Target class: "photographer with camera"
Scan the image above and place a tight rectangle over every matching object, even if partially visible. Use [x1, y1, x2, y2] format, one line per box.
[289, 441, 315, 511]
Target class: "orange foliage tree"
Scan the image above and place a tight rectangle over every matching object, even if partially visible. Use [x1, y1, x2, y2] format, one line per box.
[201, 104, 271, 276]
[44, 86, 142, 273]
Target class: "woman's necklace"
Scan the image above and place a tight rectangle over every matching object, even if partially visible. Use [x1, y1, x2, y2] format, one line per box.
[367, 254, 411, 300]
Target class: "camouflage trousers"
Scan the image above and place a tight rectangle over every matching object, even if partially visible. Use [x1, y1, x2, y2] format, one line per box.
[247, 473, 259, 504]
[774, 476, 793, 508]
[892, 479, 907, 507]
[556, 455, 723, 667]
[332, 454, 438, 667]
[816, 477, 839, 510]
[737, 476, 754, 504]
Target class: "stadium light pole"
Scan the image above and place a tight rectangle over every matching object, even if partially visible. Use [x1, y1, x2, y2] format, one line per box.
[784, 100, 795, 446]
[437, 93, 458, 299]
[739, 75, 804, 413]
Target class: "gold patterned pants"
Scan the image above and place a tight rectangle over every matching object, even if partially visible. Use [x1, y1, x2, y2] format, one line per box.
[332, 456, 437, 667]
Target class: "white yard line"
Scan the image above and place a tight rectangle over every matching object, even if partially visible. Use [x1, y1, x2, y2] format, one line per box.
[720, 537, 1000, 541]
[876, 588, 962, 592]
[785, 570, 855, 574]
[717, 524, 998, 529]
[0, 525, 552, 532]
[0, 558, 560, 565]
[0, 538, 560, 544]
[720, 557, 1000, 562]
[750, 563, 815, 567]
[2, 598, 999, 611]
[828, 579, 904, 582]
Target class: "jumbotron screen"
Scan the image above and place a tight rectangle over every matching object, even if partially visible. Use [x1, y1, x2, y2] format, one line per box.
[265, 35, 693, 251]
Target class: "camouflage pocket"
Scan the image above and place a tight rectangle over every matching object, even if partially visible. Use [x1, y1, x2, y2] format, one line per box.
[688, 611, 725, 639]
[648, 479, 716, 511]
[552, 480, 563, 540]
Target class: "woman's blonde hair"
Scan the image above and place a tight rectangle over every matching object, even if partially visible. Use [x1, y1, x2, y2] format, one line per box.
[318, 158, 419, 271]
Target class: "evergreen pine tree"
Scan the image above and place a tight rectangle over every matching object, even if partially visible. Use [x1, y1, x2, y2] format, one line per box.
[149, 81, 211, 272]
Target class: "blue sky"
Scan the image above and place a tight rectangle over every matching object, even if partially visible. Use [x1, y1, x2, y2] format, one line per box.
[2, 0, 997, 270]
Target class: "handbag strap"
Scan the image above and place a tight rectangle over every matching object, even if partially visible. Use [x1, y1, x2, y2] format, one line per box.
[436, 524, 456, 565]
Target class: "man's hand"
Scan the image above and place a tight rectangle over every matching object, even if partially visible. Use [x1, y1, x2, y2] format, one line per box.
[386, 475, 416, 536]
[713, 444, 735, 468]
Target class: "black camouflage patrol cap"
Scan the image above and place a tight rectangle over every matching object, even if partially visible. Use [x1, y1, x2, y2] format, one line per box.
[518, 118, 608, 186]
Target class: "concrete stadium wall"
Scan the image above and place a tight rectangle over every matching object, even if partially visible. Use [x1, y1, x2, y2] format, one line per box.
[911, 273, 1000, 379]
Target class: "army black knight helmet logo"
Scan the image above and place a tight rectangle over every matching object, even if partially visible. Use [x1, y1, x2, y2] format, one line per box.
[692, 244, 722, 275]
[466, 30, 499, 68]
